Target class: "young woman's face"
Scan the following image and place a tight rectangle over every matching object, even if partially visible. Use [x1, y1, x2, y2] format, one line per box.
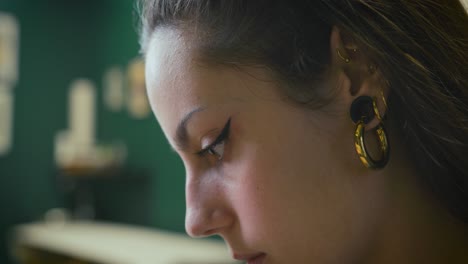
[145, 28, 389, 264]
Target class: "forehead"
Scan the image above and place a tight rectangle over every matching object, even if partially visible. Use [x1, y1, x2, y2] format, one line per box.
[145, 27, 197, 118]
[144, 27, 287, 148]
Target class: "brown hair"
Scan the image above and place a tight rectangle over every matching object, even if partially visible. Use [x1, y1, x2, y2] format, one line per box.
[138, 0, 468, 222]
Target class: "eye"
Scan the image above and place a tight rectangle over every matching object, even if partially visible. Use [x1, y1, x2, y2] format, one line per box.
[207, 141, 225, 160]
[197, 118, 231, 161]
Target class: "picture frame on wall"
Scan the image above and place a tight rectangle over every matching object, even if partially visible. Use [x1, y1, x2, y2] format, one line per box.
[0, 12, 19, 156]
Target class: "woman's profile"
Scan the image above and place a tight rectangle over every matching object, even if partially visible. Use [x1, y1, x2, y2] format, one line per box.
[138, 1, 468, 263]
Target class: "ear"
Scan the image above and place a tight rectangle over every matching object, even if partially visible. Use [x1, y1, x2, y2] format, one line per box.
[330, 26, 389, 131]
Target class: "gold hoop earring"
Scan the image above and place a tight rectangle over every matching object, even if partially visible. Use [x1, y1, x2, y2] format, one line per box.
[336, 48, 351, 63]
[380, 88, 388, 110]
[354, 121, 389, 169]
[350, 96, 390, 170]
[373, 97, 383, 122]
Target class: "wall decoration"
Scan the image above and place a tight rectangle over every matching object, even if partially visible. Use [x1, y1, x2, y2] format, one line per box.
[0, 12, 19, 156]
[127, 57, 150, 119]
[0, 12, 19, 84]
[103, 66, 124, 112]
[0, 84, 13, 155]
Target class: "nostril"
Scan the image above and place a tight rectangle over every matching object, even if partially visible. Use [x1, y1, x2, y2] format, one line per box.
[185, 218, 217, 238]
[201, 228, 219, 237]
[185, 209, 233, 238]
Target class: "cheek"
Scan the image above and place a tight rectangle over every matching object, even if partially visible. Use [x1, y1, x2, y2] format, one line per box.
[223, 131, 320, 244]
[222, 117, 389, 262]
[220, 139, 277, 240]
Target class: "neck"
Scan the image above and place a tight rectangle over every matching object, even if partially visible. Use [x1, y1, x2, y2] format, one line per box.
[362, 131, 468, 264]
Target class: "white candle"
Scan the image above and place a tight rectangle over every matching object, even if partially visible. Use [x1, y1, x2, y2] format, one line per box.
[69, 79, 96, 150]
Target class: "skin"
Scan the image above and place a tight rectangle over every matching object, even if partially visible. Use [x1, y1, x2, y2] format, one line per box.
[145, 26, 468, 263]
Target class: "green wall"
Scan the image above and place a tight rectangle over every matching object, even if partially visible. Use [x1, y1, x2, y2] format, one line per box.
[0, 1, 185, 263]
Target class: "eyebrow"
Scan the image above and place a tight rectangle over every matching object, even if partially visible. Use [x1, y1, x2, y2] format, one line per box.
[174, 106, 206, 151]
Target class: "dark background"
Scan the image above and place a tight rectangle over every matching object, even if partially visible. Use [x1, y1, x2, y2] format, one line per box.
[0, 1, 186, 263]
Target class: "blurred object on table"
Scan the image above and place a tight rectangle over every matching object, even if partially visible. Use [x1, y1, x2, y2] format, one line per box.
[55, 166, 151, 226]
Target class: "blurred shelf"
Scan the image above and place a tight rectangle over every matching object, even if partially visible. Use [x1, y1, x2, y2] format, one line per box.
[12, 221, 237, 264]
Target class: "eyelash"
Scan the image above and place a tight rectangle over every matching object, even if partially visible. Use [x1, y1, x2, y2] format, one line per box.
[196, 118, 231, 160]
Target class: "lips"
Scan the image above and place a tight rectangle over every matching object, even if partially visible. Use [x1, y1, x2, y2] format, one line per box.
[233, 252, 266, 264]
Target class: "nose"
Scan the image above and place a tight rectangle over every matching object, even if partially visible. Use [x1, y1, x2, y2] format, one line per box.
[185, 171, 234, 238]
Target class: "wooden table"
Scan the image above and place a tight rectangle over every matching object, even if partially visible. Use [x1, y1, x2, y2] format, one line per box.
[11, 221, 238, 264]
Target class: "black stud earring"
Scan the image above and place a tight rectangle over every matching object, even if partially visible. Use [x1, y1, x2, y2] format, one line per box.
[350, 96, 374, 124]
